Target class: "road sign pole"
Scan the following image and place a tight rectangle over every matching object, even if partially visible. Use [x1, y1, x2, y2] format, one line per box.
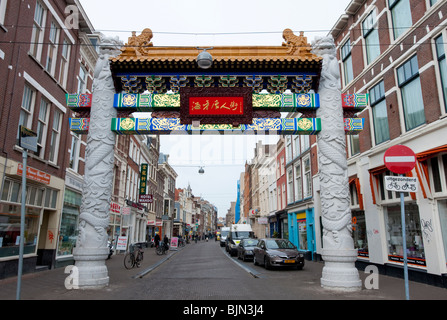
[400, 174, 410, 300]
[16, 148, 27, 300]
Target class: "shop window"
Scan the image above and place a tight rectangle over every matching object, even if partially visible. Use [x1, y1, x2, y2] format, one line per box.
[370, 81, 390, 145]
[0, 203, 40, 258]
[397, 55, 425, 131]
[362, 9, 380, 64]
[341, 39, 354, 85]
[297, 217, 307, 251]
[352, 210, 368, 258]
[388, 0, 412, 40]
[385, 203, 426, 266]
[438, 200, 447, 264]
[57, 189, 81, 256]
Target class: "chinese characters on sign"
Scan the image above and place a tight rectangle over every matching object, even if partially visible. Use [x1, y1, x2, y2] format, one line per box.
[180, 87, 253, 125]
[189, 97, 244, 115]
[139, 163, 153, 203]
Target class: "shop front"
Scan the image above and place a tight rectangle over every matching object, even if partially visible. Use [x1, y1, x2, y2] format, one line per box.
[288, 209, 315, 260]
[0, 161, 64, 278]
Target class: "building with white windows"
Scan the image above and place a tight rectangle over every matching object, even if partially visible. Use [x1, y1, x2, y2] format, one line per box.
[0, 0, 95, 277]
[330, 0, 447, 285]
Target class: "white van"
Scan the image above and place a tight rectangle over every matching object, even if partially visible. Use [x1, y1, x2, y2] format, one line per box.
[226, 224, 254, 256]
[219, 227, 230, 247]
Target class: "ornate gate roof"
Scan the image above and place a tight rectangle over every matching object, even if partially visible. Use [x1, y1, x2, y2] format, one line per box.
[109, 28, 322, 94]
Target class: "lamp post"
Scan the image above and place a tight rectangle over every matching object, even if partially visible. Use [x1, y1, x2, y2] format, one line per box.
[198, 167, 205, 175]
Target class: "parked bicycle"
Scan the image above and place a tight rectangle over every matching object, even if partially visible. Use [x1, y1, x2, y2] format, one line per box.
[156, 241, 169, 255]
[124, 243, 144, 269]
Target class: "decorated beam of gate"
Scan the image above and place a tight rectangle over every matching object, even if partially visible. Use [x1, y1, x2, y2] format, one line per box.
[110, 117, 321, 135]
[112, 92, 320, 112]
[69, 117, 364, 135]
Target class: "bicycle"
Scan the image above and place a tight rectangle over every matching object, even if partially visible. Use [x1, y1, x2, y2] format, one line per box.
[156, 242, 169, 255]
[124, 243, 144, 269]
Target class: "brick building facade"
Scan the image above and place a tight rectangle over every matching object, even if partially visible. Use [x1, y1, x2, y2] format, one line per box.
[329, 0, 447, 285]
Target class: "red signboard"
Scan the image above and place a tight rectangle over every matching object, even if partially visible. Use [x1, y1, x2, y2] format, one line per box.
[383, 145, 416, 174]
[189, 96, 244, 115]
[17, 163, 50, 184]
[180, 87, 252, 125]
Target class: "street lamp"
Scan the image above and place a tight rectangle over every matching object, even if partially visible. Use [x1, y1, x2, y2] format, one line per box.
[196, 47, 213, 69]
[198, 167, 205, 175]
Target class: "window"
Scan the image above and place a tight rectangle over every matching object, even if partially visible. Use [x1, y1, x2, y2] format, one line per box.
[59, 38, 71, 88]
[349, 135, 360, 156]
[286, 136, 292, 163]
[295, 163, 302, 202]
[389, 0, 412, 40]
[397, 55, 425, 131]
[341, 39, 354, 85]
[69, 133, 81, 171]
[370, 81, 390, 145]
[36, 99, 49, 158]
[18, 85, 35, 138]
[46, 21, 59, 76]
[49, 109, 62, 163]
[30, 1, 46, 60]
[0, 0, 7, 25]
[293, 135, 300, 158]
[287, 168, 293, 204]
[300, 135, 309, 152]
[435, 35, 447, 113]
[428, 154, 447, 194]
[303, 157, 312, 198]
[78, 65, 88, 93]
[363, 10, 380, 64]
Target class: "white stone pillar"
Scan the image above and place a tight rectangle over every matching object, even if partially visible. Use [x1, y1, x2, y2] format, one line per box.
[73, 37, 121, 289]
[312, 36, 362, 291]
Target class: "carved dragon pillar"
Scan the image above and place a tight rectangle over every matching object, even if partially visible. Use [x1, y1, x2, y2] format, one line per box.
[73, 37, 121, 289]
[312, 36, 362, 291]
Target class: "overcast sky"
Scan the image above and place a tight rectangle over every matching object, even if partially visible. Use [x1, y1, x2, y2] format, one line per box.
[78, 0, 350, 217]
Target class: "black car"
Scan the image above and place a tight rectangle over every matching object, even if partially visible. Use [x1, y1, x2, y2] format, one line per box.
[253, 238, 304, 270]
[236, 238, 258, 261]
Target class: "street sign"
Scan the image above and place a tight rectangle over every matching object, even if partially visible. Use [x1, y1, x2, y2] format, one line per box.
[383, 145, 416, 174]
[384, 176, 418, 192]
[19, 126, 37, 153]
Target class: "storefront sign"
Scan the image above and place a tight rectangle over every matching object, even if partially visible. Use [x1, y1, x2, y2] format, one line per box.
[170, 237, 178, 250]
[17, 163, 50, 184]
[116, 236, 128, 250]
[122, 207, 131, 215]
[139, 163, 148, 195]
[156, 219, 163, 226]
[139, 194, 153, 203]
[110, 202, 121, 214]
[180, 87, 252, 125]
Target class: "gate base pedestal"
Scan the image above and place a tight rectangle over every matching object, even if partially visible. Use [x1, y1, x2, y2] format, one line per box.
[320, 249, 362, 291]
[73, 247, 109, 289]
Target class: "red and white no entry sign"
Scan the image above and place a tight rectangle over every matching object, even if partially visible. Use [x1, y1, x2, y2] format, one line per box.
[383, 145, 416, 174]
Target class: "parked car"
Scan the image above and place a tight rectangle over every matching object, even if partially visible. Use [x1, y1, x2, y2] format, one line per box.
[237, 238, 258, 261]
[253, 238, 304, 270]
[226, 224, 254, 256]
[220, 227, 230, 247]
